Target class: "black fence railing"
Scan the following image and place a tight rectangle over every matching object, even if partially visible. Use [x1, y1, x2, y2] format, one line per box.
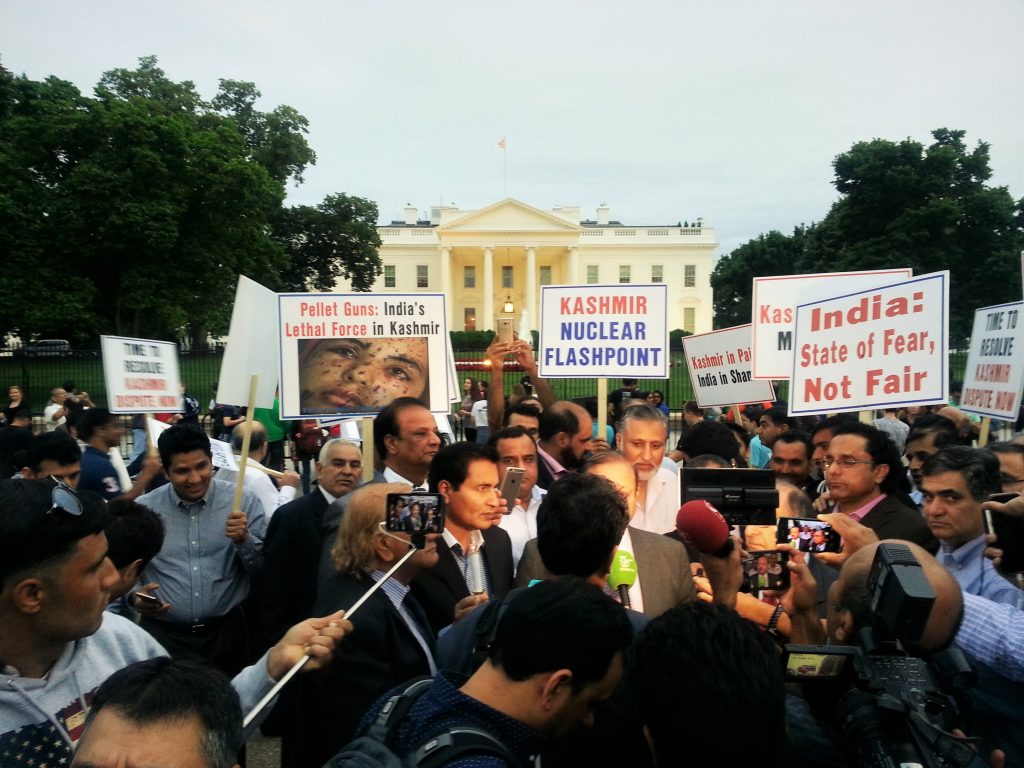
[0, 346, 971, 421]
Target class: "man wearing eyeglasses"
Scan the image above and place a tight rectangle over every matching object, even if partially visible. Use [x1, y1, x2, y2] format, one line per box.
[314, 397, 443, 589]
[823, 422, 936, 551]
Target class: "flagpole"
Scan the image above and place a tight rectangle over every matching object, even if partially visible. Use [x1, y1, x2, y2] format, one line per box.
[499, 137, 507, 197]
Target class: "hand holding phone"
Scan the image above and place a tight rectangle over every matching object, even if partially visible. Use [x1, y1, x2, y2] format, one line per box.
[131, 583, 170, 616]
[498, 467, 526, 512]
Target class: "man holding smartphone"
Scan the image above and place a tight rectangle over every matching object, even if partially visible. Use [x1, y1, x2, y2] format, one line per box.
[920, 447, 1024, 608]
[412, 442, 515, 633]
[490, 425, 545, 567]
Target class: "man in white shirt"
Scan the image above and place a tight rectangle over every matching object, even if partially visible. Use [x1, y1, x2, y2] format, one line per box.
[491, 425, 545, 568]
[217, 420, 301, 520]
[617, 403, 678, 534]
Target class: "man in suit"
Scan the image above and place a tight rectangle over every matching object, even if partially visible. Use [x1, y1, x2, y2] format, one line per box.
[517, 452, 696, 618]
[254, 438, 363, 650]
[288, 483, 440, 768]
[824, 422, 937, 552]
[411, 442, 515, 633]
[535, 401, 593, 490]
[315, 397, 442, 585]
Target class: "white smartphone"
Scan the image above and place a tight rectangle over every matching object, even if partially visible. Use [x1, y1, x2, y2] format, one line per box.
[498, 466, 526, 511]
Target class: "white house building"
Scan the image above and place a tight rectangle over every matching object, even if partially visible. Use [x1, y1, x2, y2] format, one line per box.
[333, 198, 717, 334]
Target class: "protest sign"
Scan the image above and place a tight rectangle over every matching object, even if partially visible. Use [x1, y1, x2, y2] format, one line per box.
[682, 324, 775, 408]
[218, 275, 280, 409]
[752, 269, 912, 380]
[278, 292, 450, 418]
[537, 284, 668, 378]
[959, 301, 1024, 420]
[101, 336, 182, 413]
[789, 272, 949, 416]
[209, 438, 238, 471]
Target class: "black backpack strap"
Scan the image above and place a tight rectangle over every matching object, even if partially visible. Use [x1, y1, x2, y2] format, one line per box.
[412, 727, 525, 768]
[365, 676, 435, 743]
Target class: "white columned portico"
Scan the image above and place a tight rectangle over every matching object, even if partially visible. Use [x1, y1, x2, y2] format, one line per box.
[567, 245, 579, 284]
[525, 245, 537, 323]
[439, 246, 452, 327]
[482, 245, 494, 330]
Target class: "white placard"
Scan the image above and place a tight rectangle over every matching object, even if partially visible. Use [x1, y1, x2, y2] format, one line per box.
[218, 275, 280, 408]
[789, 272, 949, 415]
[752, 269, 912, 380]
[537, 284, 668, 378]
[960, 301, 1024, 420]
[209, 438, 238, 470]
[101, 336, 182, 413]
[278, 293, 449, 418]
[682, 324, 776, 408]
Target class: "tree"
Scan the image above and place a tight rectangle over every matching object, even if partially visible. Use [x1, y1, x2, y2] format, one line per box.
[711, 227, 809, 328]
[0, 57, 381, 348]
[274, 194, 382, 293]
[797, 129, 1024, 343]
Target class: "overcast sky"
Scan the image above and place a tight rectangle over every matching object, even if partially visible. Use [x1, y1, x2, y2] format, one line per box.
[4, 0, 1023, 257]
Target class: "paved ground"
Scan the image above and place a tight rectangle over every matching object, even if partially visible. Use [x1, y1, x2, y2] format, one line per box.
[248, 733, 281, 768]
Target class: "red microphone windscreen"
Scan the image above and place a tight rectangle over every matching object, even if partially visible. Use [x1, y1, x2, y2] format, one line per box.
[675, 499, 730, 554]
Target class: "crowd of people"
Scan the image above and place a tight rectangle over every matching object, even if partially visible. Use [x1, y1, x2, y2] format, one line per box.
[2, 344, 1023, 768]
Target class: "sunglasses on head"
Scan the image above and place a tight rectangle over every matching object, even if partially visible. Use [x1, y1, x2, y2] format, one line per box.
[48, 476, 83, 517]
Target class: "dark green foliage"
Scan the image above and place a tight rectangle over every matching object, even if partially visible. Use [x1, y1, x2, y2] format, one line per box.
[0, 56, 380, 348]
[712, 129, 1024, 343]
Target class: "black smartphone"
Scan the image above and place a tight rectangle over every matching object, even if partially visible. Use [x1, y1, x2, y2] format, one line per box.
[742, 550, 791, 594]
[386, 492, 445, 534]
[133, 591, 161, 606]
[498, 466, 526, 511]
[777, 517, 841, 553]
[984, 496, 1024, 574]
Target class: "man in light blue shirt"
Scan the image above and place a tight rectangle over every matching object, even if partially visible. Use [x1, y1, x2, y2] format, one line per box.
[920, 447, 1023, 608]
[133, 425, 267, 678]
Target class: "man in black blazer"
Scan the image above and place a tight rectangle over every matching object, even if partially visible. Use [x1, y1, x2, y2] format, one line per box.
[254, 438, 363, 650]
[516, 452, 695, 618]
[411, 442, 515, 633]
[825, 423, 937, 552]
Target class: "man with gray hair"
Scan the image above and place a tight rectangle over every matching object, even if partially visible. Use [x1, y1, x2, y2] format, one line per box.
[254, 438, 364, 649]
[616, 403, 678, 534]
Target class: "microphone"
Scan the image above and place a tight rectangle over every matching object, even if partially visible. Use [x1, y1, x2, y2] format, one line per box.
[467, 529, 486, 595]
[675, 499, 734, 558]
[607, 550, 638, 609]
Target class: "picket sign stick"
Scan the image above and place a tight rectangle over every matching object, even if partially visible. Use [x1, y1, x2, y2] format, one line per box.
[246, 461, 284, 479]
[732, 405, 742, 424]
[597, 378, 608, 443]
[362, 417, 374, 484]
[241, 543, 418, 730]
[231, 375, 259, 515]
[144, 413, 156, 455]
[859, 410, 873, 425]
[978, 417, 991, 448]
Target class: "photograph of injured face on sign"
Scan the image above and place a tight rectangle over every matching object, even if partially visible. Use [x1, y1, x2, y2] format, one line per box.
[298, 336, 430, 415]
[278, 293, 450, 418]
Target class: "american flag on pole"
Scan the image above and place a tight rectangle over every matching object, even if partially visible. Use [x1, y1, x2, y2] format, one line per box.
[497, 137, 506, 150]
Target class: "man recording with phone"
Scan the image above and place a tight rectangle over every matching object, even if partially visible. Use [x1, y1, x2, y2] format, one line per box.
[412, 442, 515, 633]
[489, 425, 545, 568]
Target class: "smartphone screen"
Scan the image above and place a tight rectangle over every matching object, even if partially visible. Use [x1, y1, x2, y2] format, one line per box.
[385, 493, 446, 534]
[498, 466, 526, 511]
[742, 550, 790, 594]
[777, 517, 841, 553]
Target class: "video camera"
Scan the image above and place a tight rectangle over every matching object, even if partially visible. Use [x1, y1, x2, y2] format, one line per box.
[681, 467, 778, 525]
[785, 543, 983, 768]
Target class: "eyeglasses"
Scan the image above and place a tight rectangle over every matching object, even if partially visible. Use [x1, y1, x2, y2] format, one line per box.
[48, 476, 83, 516]
[822, 457, 875, 470]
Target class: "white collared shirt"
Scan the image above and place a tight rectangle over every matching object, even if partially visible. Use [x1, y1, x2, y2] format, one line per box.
[499, 485, 546, 569]
[632, 465, 680, 535]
